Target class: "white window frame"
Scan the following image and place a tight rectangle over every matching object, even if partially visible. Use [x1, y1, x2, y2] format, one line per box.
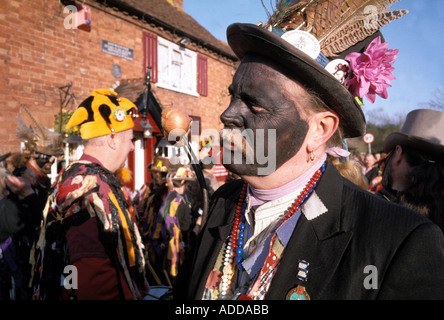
[157, 37, 198, 96]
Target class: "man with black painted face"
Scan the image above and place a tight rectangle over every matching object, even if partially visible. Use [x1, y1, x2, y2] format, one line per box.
[7, 119, 64, 300]
[174, 23, 444, 300]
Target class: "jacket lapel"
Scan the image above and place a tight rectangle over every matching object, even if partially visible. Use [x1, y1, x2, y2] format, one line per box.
[190, 180, 244, 299]
[266, 161, 353, 300]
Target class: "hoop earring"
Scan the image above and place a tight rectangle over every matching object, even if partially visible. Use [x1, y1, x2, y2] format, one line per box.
[310, 151, 316, 162]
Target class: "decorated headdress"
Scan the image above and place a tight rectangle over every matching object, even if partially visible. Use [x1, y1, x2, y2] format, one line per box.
[66, 89, 137, 140]
[227, 0, 407, 138]
[170, 166, 196, 181]
[166, 165, 196, 188]
[16, 105, 64, 156]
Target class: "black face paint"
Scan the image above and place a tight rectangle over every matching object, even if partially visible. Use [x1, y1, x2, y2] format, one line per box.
[220, 54, 309, 177]
[35, 153, 55, 172]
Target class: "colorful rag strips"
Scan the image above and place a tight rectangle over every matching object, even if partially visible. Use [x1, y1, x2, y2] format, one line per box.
[33, 160, 146, 299]
[141, 190, 185, 279]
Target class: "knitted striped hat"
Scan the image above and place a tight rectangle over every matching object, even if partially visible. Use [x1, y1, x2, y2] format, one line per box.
[66, 89, 137, 140]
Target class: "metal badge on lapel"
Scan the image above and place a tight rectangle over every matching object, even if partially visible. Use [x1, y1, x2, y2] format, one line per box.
[286, 285, 310, 300]
[297, 260, 309, 281]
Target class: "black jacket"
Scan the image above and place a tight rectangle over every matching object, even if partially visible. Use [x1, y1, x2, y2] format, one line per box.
[175, 160, 444, 299]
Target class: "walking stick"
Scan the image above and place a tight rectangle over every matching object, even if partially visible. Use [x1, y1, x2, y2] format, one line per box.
[146, 259, 162, 286]
[160, 107, 209, 225]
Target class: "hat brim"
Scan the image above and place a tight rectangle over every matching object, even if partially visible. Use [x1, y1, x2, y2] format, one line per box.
[226, 23, 366, 138]
[384, 132, 444, 158]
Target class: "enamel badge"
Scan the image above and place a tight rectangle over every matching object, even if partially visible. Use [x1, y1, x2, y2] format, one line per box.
[325, 59, 350, 84]
[113, 106, 127, 122]
[286, 285, 310, 300]
[296, 260, 309, 281]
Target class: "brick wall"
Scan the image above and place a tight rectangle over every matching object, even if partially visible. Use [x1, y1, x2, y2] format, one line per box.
[0, 0, 235, 155]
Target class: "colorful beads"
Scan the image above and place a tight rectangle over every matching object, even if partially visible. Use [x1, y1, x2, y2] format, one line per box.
[219, 162, 326, 299]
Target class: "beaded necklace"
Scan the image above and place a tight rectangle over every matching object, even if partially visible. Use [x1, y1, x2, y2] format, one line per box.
[219, 162, 326, 299]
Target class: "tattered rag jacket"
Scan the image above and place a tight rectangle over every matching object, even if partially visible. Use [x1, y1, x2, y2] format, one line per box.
[34, 155, 147, 300]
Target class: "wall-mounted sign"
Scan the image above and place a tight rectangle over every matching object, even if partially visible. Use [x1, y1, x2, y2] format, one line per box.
[111, 64, 122, 78]
[102, 40, 133, 61]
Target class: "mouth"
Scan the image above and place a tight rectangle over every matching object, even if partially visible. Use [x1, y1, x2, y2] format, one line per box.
[219, 128, 257, 165]
[220, 129, 245, 153]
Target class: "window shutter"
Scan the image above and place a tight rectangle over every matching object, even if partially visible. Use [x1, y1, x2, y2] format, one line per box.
[197, 54, 208, 96]
[143, 32, 158, 83]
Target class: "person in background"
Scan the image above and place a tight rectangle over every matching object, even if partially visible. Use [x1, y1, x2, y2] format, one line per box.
[331, 157, 368, 190]
[0, 166, 37, 299]
[0, 152, 28, 176]
[139, 166, 193, 287]
[32, 89, 148, 300]
[379, 108, 444, 232]
[362, 153, 379, 186]
[4, 113, 65, 300]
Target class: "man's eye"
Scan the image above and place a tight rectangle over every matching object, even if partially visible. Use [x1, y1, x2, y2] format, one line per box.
[250, 104, 266, 113]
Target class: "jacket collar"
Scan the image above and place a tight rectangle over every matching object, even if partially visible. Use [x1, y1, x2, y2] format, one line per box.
[266, 160, 352, 299]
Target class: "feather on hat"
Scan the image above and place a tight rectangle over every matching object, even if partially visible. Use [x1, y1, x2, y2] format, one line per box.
[227, 0, 408, 138]
[263, 0, 408, 58]
[16, 105, 63, 156]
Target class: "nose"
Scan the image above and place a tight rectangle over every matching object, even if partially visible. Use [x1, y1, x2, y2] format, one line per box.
[220, 103, 244, 129]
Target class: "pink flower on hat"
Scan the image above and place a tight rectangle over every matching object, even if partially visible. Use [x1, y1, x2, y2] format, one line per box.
[344, 36, 398, 104]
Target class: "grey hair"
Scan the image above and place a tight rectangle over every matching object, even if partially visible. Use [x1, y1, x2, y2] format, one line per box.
[84, 135, 108, 147]
[303, 89, 344, 148]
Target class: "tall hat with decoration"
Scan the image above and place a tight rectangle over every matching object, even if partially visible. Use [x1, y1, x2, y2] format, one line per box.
[227, 0, 408, 138]
[65, 88, 137, 140]
[16, 105, 64, 156]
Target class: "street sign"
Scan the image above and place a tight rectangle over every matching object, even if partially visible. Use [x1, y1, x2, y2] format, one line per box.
[363, 133, 375, 144]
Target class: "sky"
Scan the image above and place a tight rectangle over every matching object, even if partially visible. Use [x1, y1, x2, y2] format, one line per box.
[184, 0, 444, 125]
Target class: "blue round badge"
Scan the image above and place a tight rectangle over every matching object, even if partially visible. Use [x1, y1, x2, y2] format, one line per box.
[286, 285, 310, 300]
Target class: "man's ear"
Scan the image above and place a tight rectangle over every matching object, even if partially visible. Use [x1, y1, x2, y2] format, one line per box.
[306, 111, 339, 153]
[106, 133, 118, 151]
[391, 145, 404, 165]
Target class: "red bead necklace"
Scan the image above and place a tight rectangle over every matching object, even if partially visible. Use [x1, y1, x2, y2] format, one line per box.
[230, 162, 326, 270]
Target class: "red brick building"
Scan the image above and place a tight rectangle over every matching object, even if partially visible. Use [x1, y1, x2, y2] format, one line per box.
[0, 0, 238, 189]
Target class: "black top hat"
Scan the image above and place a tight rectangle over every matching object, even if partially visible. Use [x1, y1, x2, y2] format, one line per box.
[227, 23, 366, 138]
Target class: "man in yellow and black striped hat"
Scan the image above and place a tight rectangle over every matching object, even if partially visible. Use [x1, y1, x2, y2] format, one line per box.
[33, 89, 149, 300]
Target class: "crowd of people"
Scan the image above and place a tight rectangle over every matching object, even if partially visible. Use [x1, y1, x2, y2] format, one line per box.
[2, 5, 444, 300]
[0, 88, 225, 300]
[1, 94, 444, 300]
